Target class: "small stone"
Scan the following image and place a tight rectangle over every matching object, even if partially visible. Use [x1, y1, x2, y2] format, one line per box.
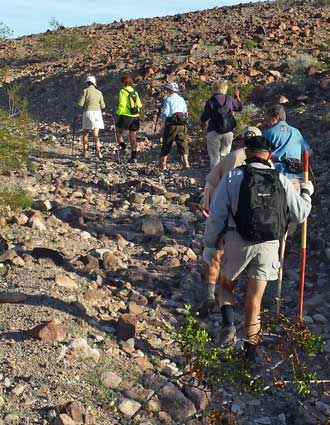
[128, 302, 144, 316]
[117, 314, 138, 340]
[129, 193, 145, 204]
[28, 214, 46, 232]
[0, 249, 17, 263]
[182, 383, 210, 410]
[69, 337, 100, 363]
[101, 372, 122, 389]
[12, 384, 26, 397]
[33, 199, 52, 212]
[80, 231, 92, 240]
[316, 401, 330, 416]
[63, 401, 84, 423]
[161, 363, 179, 377]
[11, 213, 28, 225]
[254, 418, 271, 425]
[146, 398, 161, 413]
[4, 414, 20, 423]
[145, 195, 167, 206]
[55, 274, 78, 289]
[28, 319, 66, 343]
[142, 216, 164, 236]
[11, 256, 25, 267]
[129, 292, 148, 306]
[118, 398, 141, 417]
[103, 251, 126, 271]
[158, 411, 173, 424]
[312, 314, 328, 324]
[158, 382, 196, 420]
[133, 357, 154, 371]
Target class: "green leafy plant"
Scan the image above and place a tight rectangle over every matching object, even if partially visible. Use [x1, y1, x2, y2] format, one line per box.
[0, 189, 33, 216]
[245, 39, 258, 48]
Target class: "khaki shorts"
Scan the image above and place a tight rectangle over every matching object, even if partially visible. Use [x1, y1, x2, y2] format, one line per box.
[221, 230, 280, 281]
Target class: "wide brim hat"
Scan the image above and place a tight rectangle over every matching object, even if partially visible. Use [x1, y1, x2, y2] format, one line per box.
[245, 135, 274, 152]
[85, 76, 97, 86]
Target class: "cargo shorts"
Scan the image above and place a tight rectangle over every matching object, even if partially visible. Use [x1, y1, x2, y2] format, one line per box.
[221, 230, 280, 281]
[161, 124, 189, 157]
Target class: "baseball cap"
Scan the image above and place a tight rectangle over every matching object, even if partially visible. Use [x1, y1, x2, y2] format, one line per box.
[245, 136, 274, 152]
[165, 82, 179, 92]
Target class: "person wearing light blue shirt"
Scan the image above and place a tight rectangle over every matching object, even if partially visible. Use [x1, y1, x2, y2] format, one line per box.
[263, 105, 310, 179]
[159, 82, 189, 170]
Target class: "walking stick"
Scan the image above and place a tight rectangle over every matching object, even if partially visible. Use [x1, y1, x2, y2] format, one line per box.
[298, 150, 310, 323]
[71, 114, 77, 157]
[276, 232, 288, 319]
[111, 113, 121, 164]
[154, 107, 161, 134]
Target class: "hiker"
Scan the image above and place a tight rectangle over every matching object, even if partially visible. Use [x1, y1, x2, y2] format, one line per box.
[115, 74, 142, 163]
[200, 80, 243, 169]
[263, 104, 310, 184]
[159, 82, 189, 170]
[77, 76, 105, 159]
[198, 127, 262, 317]
[203, 136, 313, 360]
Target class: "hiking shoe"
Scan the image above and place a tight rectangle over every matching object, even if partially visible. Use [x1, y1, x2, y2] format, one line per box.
[219, 325, 236, 347]
[195, 297, 216, 318]
[183, 160, 190, 169]
[97, 151, 103, 160]
[159, 162, 167, 171]
[83, 150, 88, 159]
[129, 157, 137, 164]
[244, 341, 257, 363]
[119, 143, 126, 151]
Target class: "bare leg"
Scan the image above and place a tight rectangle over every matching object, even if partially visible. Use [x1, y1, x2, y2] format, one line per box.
[245, 277, 267, 343]
[116, 127, 125, 146]
[182, 154, 190, 169]
[129, 130, 137, 152]
[93, 128, 101, 157]
[82, 129, 89, 153]
[160, 155, 168, 169]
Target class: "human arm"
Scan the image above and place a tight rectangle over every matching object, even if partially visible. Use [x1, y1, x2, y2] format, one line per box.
[231, 90, 243, 112]
[100, 93, 105, 110]
[160, 97, 170, 120]
[203, 174, 231, 248]
[116, 89, 127, 116]
[76, 89, 86, 109]
[280, 175, 312, 224]
[200, 100, 212, 125]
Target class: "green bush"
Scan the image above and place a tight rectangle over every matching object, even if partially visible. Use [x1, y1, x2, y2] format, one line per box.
[0, 189, 33, 216]
[187, 78, 211, 126]
[286, 54, 317, 76]
[40, 26, 90, 61]
[245, 39, 258, 48]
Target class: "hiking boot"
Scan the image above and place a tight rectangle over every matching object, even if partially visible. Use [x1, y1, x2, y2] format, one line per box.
[96, 151, 103, 160]
[244, 341, 257, 363]
[219, 324, 236, 347]
[119, 143, 126, 151]
[195, 296, 216, 318]
[83, 150, 88, 159]
[130, 151, 137, 163]
[159, 162, 167, 171]
[183, 159, 190, 169]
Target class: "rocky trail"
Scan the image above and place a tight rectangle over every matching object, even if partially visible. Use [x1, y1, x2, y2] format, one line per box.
[1, 0, 330, 423]
[0, 103, 329, 425]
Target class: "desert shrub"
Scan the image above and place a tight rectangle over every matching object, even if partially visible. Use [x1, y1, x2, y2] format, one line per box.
[0, 22, 13, 39]
[40, 19, 90, 62]
[245, 39, 257, 48]
[286, 54, 317, 76]
[319, 0, 330, 5]
[0, 86, 33, 174]
[0, 189, 33, 216]
[187, 78, 211, 126]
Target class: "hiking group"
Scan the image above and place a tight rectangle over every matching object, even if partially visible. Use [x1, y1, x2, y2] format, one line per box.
[75, 74, 314, 363]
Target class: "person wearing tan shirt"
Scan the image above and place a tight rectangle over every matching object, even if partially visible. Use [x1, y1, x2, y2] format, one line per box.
[197, 126, 262, 317]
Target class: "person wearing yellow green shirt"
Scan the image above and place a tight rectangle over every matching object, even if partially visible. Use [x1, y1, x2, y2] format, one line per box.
[115, 74, 142, 163]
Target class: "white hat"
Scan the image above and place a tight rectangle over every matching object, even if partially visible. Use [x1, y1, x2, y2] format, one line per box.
[85, 76, 97, 86]
[165, 82, 179, 92]
[241, 126, 262, 138]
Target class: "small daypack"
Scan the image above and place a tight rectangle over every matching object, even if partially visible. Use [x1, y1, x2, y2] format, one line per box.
[123, 88, 140, 115]
[233, 165, 289, 242]
[170, 112, 188, 125]
[212, 96, 236, 134]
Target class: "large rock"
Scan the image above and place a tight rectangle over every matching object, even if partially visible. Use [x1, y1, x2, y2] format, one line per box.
[54, 414, 75, 425]
[101, 371, 122, 389]
[0, 249, 17, 263]
[55, 274, 78, 290]
[117, 314, 138, 340]
[142, 217, 164, 236]
[158, 382, 196, 420]
[28, 319, 66, 343]
[182, 383, 211, 410]
[102, 251, 126, 271]
[28, 213, 47, 232]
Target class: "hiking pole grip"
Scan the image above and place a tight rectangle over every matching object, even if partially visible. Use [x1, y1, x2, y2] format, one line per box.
[298, 150, 309, 323]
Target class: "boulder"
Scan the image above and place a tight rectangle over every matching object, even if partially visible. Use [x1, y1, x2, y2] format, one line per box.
[142, 217, 164, 236]
[28, 319, 66, 343]
[158, 382, 196, 420]
[117, 314, 138, 340]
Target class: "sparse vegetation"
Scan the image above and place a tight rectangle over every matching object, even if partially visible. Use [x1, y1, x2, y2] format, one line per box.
[0, 22, 13, 39]
[319, 0, 330, 6]
[40, 18, 90, 62]
[286, 54, 317, 76]
[0, 189, 33, 216]
[245, 39, 258, 48]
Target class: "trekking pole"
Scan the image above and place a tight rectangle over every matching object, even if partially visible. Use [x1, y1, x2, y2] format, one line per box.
[298, 150, 310, 323]
[111, 113, 121, 164]
[276, 232, 287, 319]
[154, 106, 161, 134]
[71, 114, 77, 157]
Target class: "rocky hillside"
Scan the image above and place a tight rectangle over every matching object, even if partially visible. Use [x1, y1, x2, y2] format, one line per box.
[0, 1, 330, 424]
[1, 0, 330, 123]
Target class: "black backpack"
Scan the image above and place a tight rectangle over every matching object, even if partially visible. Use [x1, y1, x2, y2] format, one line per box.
[170, 112, 188, 125]
[233, 165, 289, 242]
[123, 88, 140, 115]
[212, 96, 237, 134]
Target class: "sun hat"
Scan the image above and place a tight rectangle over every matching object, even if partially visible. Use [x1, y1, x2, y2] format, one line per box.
[85, 76, 97, 86]
[165, 82, 179, 92]
[245, 135, 274, 152]
[241, 126, 262, 138]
